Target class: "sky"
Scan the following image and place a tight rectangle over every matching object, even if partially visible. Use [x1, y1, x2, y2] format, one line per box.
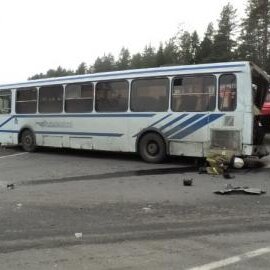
[0, 0, 247, 83]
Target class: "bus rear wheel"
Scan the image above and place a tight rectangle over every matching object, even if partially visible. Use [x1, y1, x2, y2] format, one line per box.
[139, 133, 166, 163]
[21, 130, 36, 152]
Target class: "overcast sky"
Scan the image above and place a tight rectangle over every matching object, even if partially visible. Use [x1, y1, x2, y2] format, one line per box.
[0, 0, 247, 83]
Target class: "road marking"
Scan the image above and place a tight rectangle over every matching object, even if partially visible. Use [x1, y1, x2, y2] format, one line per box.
[0, 153, 27, 159]
[187, 247, 270, 270]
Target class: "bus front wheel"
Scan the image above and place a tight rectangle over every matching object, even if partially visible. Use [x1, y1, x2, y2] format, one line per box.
[139, 133, 166, 163]
[21, 130, 36, 152]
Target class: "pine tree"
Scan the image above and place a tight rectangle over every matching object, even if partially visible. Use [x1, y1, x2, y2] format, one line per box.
[93, 54, 115, 73]
[190, 31, 200, 64]
[76, 62, 88, 75]
[212, 3, 237, 62]
[196, 23, 215, 63]
[116, 47, 131, 70]
[163, 39, 178, 65]
[178, 31, 193, 64]
[141, 45, 156, 68]
[130, 53, 143, 69]
[238, 0, 270, 71]
[156, 43, 165, 67]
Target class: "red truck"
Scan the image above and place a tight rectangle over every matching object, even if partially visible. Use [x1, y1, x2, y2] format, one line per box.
[261, 89, 270, 131]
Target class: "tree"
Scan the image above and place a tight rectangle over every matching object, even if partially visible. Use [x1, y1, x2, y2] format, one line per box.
[156, 43, 165, 67]
[28, 66, 74, 80]
[116, 47, 131, 70]
[178, 31, 193, 64]
[212, 3, 238, 62]
[141, 45, 157, 68]
[190, 31, 200, 64]
[196, 23, 215, 63]
[130, 53, 143, 69]
[163, 38, 179, 65]
[238, 0, 270, 71]
[76, 62, 88, 75]
[93, 54, 115, 73]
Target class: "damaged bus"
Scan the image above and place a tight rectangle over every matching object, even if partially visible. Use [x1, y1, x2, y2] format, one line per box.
[0, 61, 269, 163]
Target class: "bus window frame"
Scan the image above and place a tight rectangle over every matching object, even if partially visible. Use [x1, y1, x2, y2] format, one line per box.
[64, 82, 94, 113]
[130, 77, 170, 112]
[0, 89, 12, 115]
[171, 74, 217, 112]
[218, 73, 237, 112]
[95, 79, 129, 113]
[16, 87, 38, 114]
[38, 84, 64, 114]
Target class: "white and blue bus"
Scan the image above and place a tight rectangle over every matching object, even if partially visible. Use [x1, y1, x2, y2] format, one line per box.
[0, 61, 269, 162]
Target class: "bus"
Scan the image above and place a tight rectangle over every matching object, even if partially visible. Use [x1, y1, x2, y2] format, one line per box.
[0, 61, 269, 163]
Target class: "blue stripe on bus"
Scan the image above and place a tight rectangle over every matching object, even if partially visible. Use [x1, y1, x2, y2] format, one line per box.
[148, 114, 172, 128]
[0, 130, 19, 133]
[0, 129, 123, 137]
[165, 114, 205, 137]
[35, 131, 123, 137]
[132, 114, 173, 137]
[0, 113, 155, 129]
[159, 114, 188, 131]
[0, 116, 14, 127]
[17, 113, 155, 118]
[171, 114, 224, 140]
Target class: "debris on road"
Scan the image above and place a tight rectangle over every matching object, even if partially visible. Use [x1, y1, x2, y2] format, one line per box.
[214, 184, 266, 195]
[183, 178, 193, 186]
[7, 184, 15, 190]
[142, 206, 152, 213]
[16, 203, 22, 209]
[74, 232, 83, 239]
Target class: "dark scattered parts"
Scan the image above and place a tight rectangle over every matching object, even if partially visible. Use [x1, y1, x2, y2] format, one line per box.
[183, 178, 193, 186]
[222, 172, 235, 179]
[7, 184, 15, 190]
[214, 184, 266, 195]
[198, 153, 244, 179]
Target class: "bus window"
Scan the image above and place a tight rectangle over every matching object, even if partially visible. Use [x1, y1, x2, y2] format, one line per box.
[65, 83, 93, 113]
[16, 88, 37, 114]
[218, 74, 237, 111]
[131, 78, 169, 112]
[95, 80, 128, 112]
[39, 85, 63, 113]
[0, 90, 11, 114]
[171, 76, 216, 112]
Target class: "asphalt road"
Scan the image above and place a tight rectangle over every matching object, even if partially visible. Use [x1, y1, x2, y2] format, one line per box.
[0, 137, 269, 270]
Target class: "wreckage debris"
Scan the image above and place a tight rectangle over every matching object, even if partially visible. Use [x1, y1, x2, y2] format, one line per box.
[214, 184, 266, 195]
[74, 232, 83, 239]
[222, 172, 235, 179]
[142, 206, 152, 213]
[183, 178, 193, 186]
[7, 184, 15, 190]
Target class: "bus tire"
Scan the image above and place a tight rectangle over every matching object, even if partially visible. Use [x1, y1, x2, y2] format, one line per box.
[21, 130, 36, 152]
[139, 133, 166, 163]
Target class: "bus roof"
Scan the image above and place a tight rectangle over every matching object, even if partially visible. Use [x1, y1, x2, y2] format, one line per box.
[0, 61, 251, 90]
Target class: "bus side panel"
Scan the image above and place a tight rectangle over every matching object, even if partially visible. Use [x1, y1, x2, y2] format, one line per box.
[17, 115, 131, 152]
[0, 115, 15, 145]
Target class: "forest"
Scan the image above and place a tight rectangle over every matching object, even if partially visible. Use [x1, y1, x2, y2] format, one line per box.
[29, 0, 270, 80]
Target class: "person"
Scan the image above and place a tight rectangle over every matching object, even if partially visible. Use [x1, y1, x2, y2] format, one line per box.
[205, 152, 234, 178]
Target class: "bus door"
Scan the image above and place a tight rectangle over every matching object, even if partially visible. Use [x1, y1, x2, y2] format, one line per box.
[0, 90, 14, 144]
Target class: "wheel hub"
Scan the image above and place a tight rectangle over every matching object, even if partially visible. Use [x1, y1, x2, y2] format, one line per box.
[147, 142, 159, 156]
